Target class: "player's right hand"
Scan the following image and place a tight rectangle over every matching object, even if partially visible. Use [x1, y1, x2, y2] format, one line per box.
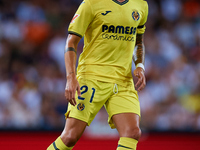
[65, 73, 81, 106]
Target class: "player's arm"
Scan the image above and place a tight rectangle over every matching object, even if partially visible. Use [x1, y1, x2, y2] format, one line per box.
[133, 34, 146, 92]
[64, 34, 81, 106]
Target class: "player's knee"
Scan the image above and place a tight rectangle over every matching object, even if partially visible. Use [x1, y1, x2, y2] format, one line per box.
[124, 127, 142, 141]
[61, 134, 78, 147]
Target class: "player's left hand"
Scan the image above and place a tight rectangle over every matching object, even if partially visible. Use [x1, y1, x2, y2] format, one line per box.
[133, 67, 146, 92]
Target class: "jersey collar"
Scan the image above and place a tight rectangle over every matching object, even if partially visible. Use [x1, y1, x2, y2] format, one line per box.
[112, 0, 129, 5]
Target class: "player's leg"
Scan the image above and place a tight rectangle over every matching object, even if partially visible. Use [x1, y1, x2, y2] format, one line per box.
[47, 78, 110, 150]
[105, 82, 141, 150]
[112, 113, 141, 150]
[47, 117, 87, 150]
[61, 118, 87, 146]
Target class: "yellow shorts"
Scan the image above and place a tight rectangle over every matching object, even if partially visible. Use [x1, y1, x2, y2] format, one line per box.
[65, 78, 140, 129]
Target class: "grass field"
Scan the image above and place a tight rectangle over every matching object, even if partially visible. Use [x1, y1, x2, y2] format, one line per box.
[0, 131, 199, 150]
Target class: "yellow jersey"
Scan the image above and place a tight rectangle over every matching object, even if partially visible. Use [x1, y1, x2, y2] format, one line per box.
[68, 0, 148, 86]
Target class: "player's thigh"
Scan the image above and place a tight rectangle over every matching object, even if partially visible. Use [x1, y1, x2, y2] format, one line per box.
[112, 113, 140, 138]
[105, 83, 140, 128]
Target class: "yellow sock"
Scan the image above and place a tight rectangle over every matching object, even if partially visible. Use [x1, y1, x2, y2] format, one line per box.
[47, 136, 74, 150]
[117, 137, 138, 150]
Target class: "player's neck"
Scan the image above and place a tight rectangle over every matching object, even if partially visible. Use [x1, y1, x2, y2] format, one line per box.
[116, 0, 126, 2]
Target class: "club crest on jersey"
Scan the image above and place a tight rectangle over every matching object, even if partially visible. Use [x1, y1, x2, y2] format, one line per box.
[71, 14, 80, 23]
[132, 10, 140, 21]
[77, 103, 85, 111]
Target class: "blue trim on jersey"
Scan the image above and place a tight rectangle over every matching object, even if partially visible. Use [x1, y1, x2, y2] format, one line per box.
[112, 0, 129, 5]
[137, 25, 145, 29]
[68, 31, 83, 38]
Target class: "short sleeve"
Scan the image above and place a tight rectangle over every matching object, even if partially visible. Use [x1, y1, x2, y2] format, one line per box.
[137, 1, 148, 35]
[68, 0, 94, 38]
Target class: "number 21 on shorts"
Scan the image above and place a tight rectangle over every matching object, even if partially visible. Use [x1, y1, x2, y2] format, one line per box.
[78, 85, 95, 103]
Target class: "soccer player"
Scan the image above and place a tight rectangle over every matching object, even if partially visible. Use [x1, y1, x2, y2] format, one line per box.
[47, 0, 148, 149]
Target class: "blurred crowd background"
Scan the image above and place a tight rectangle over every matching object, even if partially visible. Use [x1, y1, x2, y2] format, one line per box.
[0, 0, 199, 136]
